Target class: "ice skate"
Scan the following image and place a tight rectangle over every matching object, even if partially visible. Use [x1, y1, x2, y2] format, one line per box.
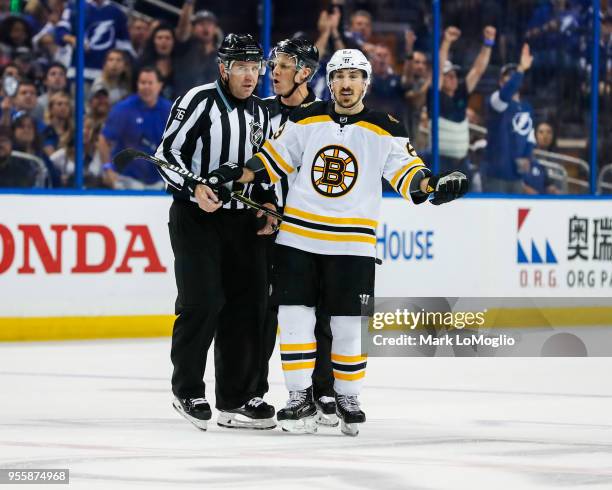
[172, 397, 212, 431]
[217, 397, 276, 430]
[276, 386, 318, 433]
[314, 395, 339, 427]
[336, 393, 366, 436]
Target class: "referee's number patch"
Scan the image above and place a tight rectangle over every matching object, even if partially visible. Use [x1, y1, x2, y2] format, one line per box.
[311, 145, 358, 197]
[175, 108, 186, 121]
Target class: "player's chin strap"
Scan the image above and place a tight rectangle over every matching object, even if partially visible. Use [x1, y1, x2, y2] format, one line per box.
[281, 66, 311, 99]
[282, 79, 302, 99]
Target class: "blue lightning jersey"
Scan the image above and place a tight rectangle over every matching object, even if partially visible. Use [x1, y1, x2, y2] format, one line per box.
[484, 72, 536, 181]
[55, 0, 131, 80]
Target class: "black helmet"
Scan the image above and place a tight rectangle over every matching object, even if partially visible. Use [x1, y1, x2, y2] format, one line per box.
[218, 33, 264, 65]
[268, 38, 319, 81]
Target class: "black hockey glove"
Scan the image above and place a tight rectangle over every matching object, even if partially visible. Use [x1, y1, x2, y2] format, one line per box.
[426, 171, 469, 205]
[207, 162, 243, 188]
[206, 162, 243, 204]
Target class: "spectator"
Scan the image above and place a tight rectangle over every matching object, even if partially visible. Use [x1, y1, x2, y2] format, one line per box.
[483, 44, 535, 193]
[366, 44, 404, 119]
[31, 0, 72, 69]
[33, 62, 68, 121]
[0, 80, 47, 133]
[430, 25, 496, 176]
[1, 63, 23, 84]
[312, 6, 345, 99]
[137, 23, 177, 100]
[344, 9, 376, 56]
[98, 67, 171, 189]
[525, 0, 582, 68]
[11, 113, 45, 158]
[402, 50, 430, 142]
[0, 125, 47, 188]
[523, 159, 560, 194]
[0, 15, 33, 61]
[22, 0, 51, 35]
[42, 91, 73, 156]
[129, 16, 151, 58]
[12, 48, 44, 83]
[87, 86, 110, 127]
[90, 49, 132, 106]
[50, 115, 103, 188]
[314, 6, 345, 59]
[55, 0, 131, 82]
[173, 5, 220, 97]
[0, 64, 22, 105]
[534, 121, 557, 152]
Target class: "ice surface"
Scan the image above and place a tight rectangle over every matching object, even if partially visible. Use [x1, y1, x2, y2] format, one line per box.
[0, 338, 611, 489]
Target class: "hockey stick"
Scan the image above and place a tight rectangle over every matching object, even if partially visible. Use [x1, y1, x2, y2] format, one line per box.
[113, 148, 283, 220]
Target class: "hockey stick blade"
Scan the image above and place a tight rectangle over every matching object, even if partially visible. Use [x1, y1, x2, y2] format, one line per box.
[113, 148, 150, 168]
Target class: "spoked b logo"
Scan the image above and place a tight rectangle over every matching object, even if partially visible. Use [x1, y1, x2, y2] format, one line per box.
[311, 145, 358, 197]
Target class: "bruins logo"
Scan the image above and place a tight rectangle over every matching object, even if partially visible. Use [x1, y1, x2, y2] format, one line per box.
[311, 145, 358, 197]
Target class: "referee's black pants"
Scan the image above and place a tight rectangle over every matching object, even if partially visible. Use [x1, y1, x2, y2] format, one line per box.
[168, 200, 268, 410]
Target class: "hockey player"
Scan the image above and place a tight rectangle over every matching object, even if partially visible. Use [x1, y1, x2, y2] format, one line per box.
[258, 38, 339, 427]
[202, 49, 468, 435]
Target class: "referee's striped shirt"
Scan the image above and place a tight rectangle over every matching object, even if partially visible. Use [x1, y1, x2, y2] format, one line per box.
[155, 79, 271, 210]
[261, 87, 317, 208]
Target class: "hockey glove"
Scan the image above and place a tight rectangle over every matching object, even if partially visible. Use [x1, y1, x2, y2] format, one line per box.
[426, 171, 469, 205]
[207, 162, 243, 204]
[207, 162, 243, 188]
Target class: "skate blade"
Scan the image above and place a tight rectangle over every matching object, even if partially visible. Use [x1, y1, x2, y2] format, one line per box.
[172, 400, 208, 431]
[279, 415, 318, 434]
[340, 420, 361, 437]
[315, 410, 339, 427]
[217, 412, 276, 430]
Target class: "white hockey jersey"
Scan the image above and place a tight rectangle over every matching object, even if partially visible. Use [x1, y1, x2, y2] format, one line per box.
[254, 101, 429, 258]
[262, 89, 319, 208]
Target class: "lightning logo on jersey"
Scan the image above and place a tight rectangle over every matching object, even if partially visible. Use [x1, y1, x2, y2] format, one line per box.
[312, 145, 358, 197]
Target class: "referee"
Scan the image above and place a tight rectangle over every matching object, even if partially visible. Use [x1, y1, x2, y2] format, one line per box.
[155, 33, 278, 431]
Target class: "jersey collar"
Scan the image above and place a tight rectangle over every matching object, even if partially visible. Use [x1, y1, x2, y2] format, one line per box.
[327, 102, 369, 126]
[215, 79, 256, 114]
[275, 86, 316, 115]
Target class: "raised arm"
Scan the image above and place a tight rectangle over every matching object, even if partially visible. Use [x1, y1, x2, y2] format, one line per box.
[466, 26, 496, 93]
[439, 26, 461, 90]
[314, 10, 332, 58]
[175, 0, 194, 43]
[491, 44, 533, 111]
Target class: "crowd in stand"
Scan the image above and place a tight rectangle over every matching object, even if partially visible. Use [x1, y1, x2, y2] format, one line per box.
[0, 0, 610, 193]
